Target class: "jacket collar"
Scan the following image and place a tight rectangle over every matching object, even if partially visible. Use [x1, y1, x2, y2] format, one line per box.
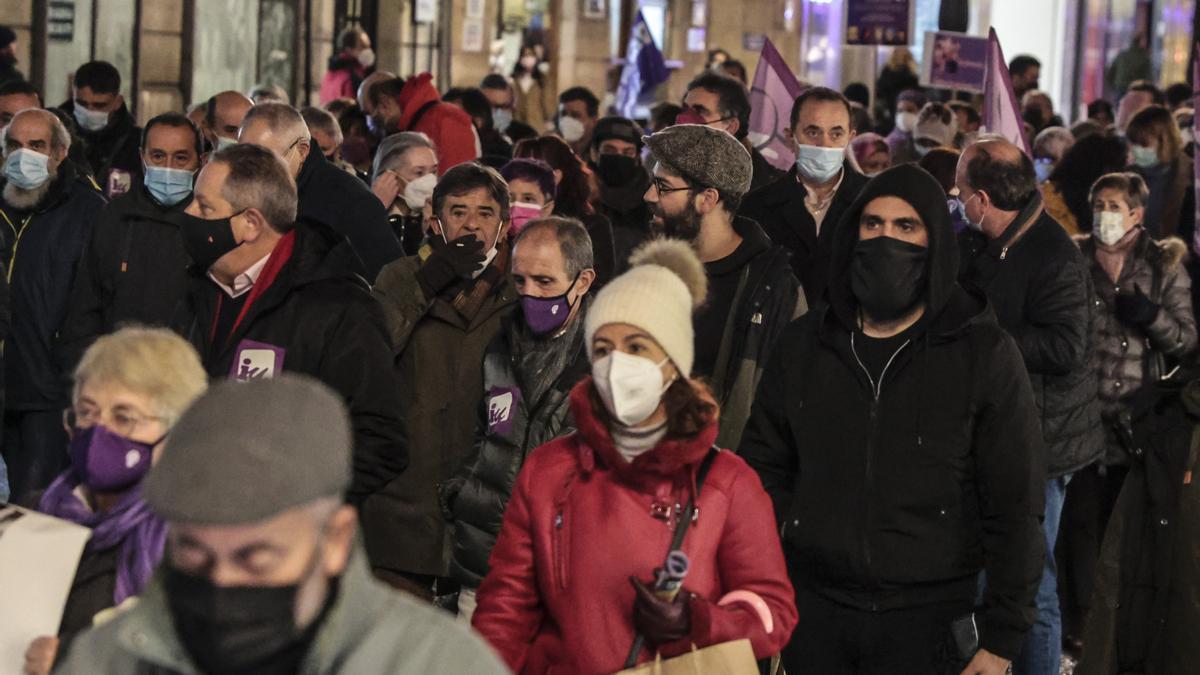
[567, 378, 718, 487]
[985, 191, 1044, 258]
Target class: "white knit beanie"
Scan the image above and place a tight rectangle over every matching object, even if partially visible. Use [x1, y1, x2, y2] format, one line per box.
[585, 239, 708, 376]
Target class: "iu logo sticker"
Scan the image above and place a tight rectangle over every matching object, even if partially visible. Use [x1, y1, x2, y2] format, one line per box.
[229, 340, 286, 381]
[487, 387, 522, 436]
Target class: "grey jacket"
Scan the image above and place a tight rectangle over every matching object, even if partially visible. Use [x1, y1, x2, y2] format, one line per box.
[1080, 234, 1197, 464]
[56, 546, 510, 674]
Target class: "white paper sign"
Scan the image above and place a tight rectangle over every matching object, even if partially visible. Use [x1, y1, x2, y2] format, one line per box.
[0, 506, 90, 674]
[463, 18, 485, 52]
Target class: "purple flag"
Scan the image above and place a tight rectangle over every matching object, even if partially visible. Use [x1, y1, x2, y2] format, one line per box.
[982, 28, 1032, 157]
[614, 11, 669, 119]
[1193, 43, 1199, 254]
[748, 38, 805, 171]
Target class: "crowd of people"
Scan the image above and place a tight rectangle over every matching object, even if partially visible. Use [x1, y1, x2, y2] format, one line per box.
[0, 20, 1198, 675]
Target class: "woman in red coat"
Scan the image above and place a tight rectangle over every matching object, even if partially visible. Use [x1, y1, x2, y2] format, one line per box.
[472, 240, 797, 674]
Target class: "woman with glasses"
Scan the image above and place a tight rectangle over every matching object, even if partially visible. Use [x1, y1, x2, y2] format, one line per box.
[23, 327, 207, 675]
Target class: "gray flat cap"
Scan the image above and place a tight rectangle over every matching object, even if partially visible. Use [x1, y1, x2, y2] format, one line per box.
[643, 124, 753, 197]
[145, 375, 352, 524]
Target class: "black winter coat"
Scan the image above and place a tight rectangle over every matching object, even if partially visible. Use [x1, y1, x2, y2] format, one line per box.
[296, 149, 402, 281]
[960, 195, 1105, 477]
[58, 101, 142, 199]
[1, 162, 105, 410]
[174, 221, 407, 504]
[738, 162, 868, 308]
[57, 185, 192, 372]
[740, 165, 1047, 661]
[593, 167, 653, 274]
[442, 309, 590, 587]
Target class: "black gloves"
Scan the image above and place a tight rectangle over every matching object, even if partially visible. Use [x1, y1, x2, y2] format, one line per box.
[630, 576, 691, 646]
[1115, 287, 1160, 327]
[415, 235, 486, 299]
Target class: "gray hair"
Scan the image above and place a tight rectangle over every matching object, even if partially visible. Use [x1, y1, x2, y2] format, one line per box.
[248, 83, 291, 106]
[210, 143, 299, 233]
[514, 216, 594, 278]
[300, 106, 343, 146]
[5, 108, 71, 153]
[372, 131, 436, 180]
[241, 101, 310, 142]
[1033, 126, 1074, 162]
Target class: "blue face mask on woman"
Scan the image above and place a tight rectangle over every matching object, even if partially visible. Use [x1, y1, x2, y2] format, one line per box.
[144, 166, 195, 206]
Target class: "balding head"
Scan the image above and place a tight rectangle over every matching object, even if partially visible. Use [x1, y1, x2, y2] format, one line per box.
[205, 91, 254, 148]
[955, 137, 1037, 239]
[357, 70, 395, 113]
[238, 102, 312, 179]
[3, 109, 71, 208]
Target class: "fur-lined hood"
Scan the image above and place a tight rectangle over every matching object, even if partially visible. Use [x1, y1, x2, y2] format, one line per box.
[1074, 230, 1189, 271]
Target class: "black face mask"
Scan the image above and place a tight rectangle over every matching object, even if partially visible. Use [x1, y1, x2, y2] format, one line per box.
[172, 210, 241, 270]
[850, 236, 929, 322]
[594, 154, 640, 187]
[163, 558, 340, 675]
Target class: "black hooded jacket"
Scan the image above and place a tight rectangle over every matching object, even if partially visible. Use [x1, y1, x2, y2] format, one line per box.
[58, 100, 142, 198]
[740, 165, 1046, 661]
[174, 221, 407, 504]
[295, 149, 402, 281]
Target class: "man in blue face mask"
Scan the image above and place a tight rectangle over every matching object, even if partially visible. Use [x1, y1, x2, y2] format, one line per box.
[60, 61, 143, 198]
[0, 108, 105, 505]
[58, 112, 203, 372]
[740, 86, 869, 308]
[443, 216, 595, 621]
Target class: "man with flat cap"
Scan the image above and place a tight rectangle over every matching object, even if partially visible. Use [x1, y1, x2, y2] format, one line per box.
[57, 375, 509, 675]
[642, 123, 804, 449]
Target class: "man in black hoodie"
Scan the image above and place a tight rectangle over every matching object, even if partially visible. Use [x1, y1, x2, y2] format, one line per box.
[58, 61, 141, 198]
[741, 164, 1046, 674]
[588, 116, 653, 271]
[171, 143, 406, 506]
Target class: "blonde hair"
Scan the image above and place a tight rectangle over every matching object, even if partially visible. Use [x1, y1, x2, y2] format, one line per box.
[73, 326, 209, 427]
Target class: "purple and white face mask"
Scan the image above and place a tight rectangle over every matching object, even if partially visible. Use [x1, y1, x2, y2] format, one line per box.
[69, 424, 157, 493]
[520, 275, 579, 336]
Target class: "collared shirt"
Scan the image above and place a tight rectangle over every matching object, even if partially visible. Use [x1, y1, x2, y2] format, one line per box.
[208, 255, 270, 298]
[803, 169, 845, 235]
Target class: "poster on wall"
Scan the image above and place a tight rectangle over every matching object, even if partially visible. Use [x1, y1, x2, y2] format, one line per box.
[415, 0, 438, 24]
[920, 30, 987, 92]
[466, 0, 485, 19]
[48, 1, 75, 41]
[687, 28, 706, 53]
[844, 0, 913, 46]
[462, 18, 485, 52]
[584, 0, 606, 20]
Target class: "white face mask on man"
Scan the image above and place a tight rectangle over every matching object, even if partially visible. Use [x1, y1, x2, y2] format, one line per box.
[591, 351, 673, 427]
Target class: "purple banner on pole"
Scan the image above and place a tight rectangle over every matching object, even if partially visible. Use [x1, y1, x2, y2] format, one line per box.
[845, 0, 912, 46]
[748, 37, 805, 172]
[1193, 43, 1198, 255]
[921, 31, 987, 93]
[983, 28, 1032, 157]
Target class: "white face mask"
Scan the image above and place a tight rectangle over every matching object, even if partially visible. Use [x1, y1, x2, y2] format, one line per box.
[895, 111, 918, 134]
[520, 56, 538, 71]
[358, 47, 376, 68]
[74, 104, 110, 132]
[440, 218, 502, 279]
[592, 351, 672, 427]
[558, 115, 586, 143]
[1093, 210, 1128, 246]
[794, 144, 845, 183]
[402, 173, 437, 210]
[215, 135, 238, 152]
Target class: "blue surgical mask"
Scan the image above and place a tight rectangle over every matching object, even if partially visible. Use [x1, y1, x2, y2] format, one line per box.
[3, 148, 52, 190]
[74, 104, 110, 132]
[795, 144, 845, 183]
[1130, 144, 1159, 168]
[144, 165, 195, 206]
[214, 136, 238, 152]
[1033, 158, 1054, 184]
[492, 108, 513, 133]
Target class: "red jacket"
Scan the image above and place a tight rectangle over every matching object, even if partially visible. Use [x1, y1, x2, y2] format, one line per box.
[472, 380, 797, 674]
[397, 73, 480, 175]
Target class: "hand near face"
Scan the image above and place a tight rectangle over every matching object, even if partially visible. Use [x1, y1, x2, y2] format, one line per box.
[371, 170, 402, 208]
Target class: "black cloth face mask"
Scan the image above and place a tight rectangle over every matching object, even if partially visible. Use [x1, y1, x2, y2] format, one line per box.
[171, 209, 242, 270]
[850, 235, 929, 322]
[594, 154, 640, 187]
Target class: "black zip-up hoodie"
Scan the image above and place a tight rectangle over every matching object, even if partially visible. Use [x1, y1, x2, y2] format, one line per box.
[740, 164, 1047, 660]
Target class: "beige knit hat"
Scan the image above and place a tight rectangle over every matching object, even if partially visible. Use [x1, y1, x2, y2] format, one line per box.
[584, 239, 708, 376]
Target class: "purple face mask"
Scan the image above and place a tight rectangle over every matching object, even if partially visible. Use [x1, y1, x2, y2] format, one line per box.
[521, 276, 579, 336]
[69, 424, 157, 493]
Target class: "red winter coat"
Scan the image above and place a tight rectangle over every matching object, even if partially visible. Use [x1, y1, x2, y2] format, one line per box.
[396, 73, 480, 175]
[472, 380, 797, 674]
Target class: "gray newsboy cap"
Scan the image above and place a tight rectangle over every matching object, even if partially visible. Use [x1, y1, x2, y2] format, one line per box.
[643, 124, 753, 197]
[144, 375, 352, 524]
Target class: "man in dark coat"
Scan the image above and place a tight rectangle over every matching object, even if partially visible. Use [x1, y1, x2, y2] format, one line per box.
[643, 123, 804, 449]
[239, 102, 401, 281]
[58, 112, 203, 370]
[680, 71, 783, 192]
[588, 116, 653, 273]
[1, 109, 105, 505]
[957, 137, 1104, 675]
[741, 164, 1046, 674]
[57, 61, 141, 199]
[365, 163, 518, 598]
[740, 87, 868, 308]
[441, 217, 595, 620]
[171, 143, 406, 507]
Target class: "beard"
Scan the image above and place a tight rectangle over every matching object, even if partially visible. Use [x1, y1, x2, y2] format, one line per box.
[3, 179, 52, 211]
[651, 200, 703, 242]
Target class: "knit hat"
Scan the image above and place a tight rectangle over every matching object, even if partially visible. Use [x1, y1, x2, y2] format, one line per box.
[643, 124, 752, 197]
[144, 375, 352, 524]
[914, 107, 958, 148]
[592, 116, 645, 151]
[585, 239, 707, 376]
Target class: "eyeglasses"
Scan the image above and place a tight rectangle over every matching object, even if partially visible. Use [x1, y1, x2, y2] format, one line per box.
[652, 178, 693, 196]
[64, 406, 163, 438]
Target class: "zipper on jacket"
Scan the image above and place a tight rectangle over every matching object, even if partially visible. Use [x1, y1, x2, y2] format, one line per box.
[1, 212, 33, 283]
[552, 509, 567, 591]
[849, 333, 909, 607]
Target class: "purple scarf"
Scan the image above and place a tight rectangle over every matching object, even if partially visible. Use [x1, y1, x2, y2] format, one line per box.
[38, 470, 167, 605]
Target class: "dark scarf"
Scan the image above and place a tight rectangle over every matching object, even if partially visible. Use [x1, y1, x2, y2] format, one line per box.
[510, 296, 589, 406]
[448, 242, 511, 320]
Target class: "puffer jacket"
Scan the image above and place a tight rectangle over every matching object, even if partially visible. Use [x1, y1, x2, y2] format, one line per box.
[395, 73, 480, 175]
[1079, 233, 1197, 465]
[443, 307, 591, 588]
